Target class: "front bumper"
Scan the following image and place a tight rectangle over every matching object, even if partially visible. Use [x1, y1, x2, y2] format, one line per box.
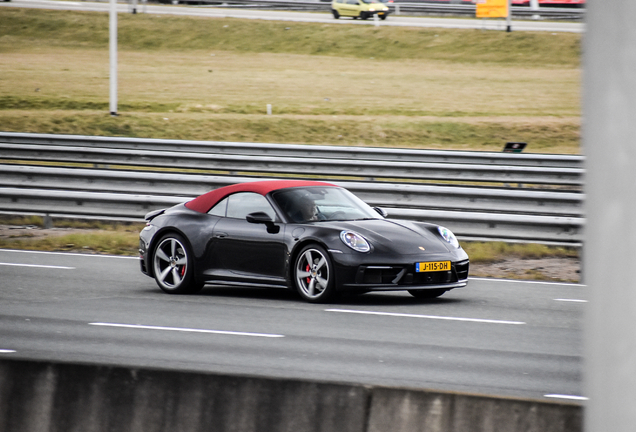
[364, 9, 390, 17]
[331, 249, 469, 292]
[342, 260, 469, 291]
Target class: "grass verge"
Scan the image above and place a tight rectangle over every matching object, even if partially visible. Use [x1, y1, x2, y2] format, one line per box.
[0, 217, 143, 255]
[0, 230, 141, 256]
[462, 241, 578, 263]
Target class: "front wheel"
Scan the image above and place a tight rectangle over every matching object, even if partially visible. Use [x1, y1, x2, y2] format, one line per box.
[408, 289, 447, 299]
[152, 233, 203, 294]
[294, 245, 336, 303]
[332, 9, 340, 18]
[379, 14, 387, 20]
[359, 12, 368, 20]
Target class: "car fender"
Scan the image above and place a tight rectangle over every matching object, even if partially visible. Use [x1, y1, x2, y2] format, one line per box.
[143, 225, 195, 278]
[287, 229, 343, 287]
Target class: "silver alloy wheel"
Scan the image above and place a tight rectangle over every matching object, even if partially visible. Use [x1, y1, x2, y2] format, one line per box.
[295, 247, 331, 300]
[153, 237, 188, 291]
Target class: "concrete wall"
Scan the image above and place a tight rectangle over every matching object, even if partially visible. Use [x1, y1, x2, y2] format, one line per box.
[0, 359, 582, 432]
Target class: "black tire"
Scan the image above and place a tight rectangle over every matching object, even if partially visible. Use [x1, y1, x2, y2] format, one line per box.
[332, 9, 340, 18]
[294, 244, 336, 303]
[380, 14, 387, 20]
[408, 289, 447, 299]
[152, 233, 203, 294]
[360, 12, 368, 20]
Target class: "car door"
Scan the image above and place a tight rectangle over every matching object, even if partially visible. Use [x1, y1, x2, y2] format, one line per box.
[208, 192, 287, 285]
[348, 0, 362, 16]
[338, 0, 351, 16]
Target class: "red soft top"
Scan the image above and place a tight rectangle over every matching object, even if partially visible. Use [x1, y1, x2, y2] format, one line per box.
[185, 180, 336, 213]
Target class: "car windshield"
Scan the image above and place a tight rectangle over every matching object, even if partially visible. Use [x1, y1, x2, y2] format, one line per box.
[272, 186, 381, 223]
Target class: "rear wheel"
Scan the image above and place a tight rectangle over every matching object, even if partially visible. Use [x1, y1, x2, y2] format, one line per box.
[152, 233, 203, 294]
[408, 289, 447, 299]
[294, 245, 336, 303]
[332, 9, 340, 18]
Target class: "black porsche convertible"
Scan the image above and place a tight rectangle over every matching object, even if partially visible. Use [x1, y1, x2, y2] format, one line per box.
[139, 180, 469, 303]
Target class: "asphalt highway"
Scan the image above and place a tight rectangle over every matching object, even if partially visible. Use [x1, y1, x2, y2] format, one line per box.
[0, 249, 587, 402]
[1, 0, 584, 33]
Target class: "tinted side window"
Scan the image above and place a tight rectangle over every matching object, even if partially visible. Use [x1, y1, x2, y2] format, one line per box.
[226, 192, 276, 220]
[208, 196, 228, 216]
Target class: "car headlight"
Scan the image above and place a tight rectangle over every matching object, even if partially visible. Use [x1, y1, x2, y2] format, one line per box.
[340, 230, 370, 253]
[438, 226, 459, 249]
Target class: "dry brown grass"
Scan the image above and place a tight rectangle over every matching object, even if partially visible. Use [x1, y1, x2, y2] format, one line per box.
[0, 9, 581, 152]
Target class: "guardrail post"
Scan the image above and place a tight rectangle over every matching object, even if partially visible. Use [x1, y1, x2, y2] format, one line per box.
[44, 214, 53, 229]
[394, 4, 399, 15]
[109, 0, 118, 116]
[530, 0, 539, 19]
[506, 0, 512, 32]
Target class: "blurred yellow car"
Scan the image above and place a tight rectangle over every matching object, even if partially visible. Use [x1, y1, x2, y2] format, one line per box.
[331, 0, 390, 20]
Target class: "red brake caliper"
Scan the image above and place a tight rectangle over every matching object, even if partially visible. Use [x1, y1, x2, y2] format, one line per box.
[306, 264, 311, 284]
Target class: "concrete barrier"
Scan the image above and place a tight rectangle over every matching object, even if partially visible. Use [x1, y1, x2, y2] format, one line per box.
[0, 359, 582, 432]
[367, 387, 582, 432]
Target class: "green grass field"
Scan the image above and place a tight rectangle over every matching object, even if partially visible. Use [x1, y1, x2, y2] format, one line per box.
[0, 8, 581, 152]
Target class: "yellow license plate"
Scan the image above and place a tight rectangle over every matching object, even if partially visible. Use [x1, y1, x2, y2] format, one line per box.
[416, 261, 450, 272]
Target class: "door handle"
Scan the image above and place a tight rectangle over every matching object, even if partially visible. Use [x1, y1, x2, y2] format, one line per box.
[214, 232, 228, 238]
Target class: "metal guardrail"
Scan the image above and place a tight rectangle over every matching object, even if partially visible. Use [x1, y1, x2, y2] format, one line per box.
[0, 164, 584, 217]
[0, 132, 584, 168]
[0, 133, 584, 245]
[0, 143, 583, 186]
[0, 186, 583, 245]
[168, 0, 585, 20]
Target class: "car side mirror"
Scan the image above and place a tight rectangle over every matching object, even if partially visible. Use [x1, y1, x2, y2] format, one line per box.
[246, 211, 273, 224]
[373, 207, 388, 218]
[246, 212, 280, 234]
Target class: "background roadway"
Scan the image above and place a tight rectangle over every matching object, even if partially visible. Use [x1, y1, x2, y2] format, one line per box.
[1, 0, 584, 32]
[0, 248, 586, 401]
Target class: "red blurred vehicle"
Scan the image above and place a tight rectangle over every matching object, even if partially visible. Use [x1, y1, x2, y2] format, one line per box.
[420, 0, 585, 6]
[512, 0, 585, 6]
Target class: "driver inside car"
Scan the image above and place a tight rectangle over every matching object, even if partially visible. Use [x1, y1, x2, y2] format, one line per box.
[292, 196, 326, 222]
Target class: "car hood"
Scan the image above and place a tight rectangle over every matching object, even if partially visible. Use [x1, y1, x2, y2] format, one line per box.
[364, 2, 388, 9]
[321, 218, 452, 254]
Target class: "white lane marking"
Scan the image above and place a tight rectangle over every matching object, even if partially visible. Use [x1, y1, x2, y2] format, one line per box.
[0, 249, 137, 260]
[89, 323, 285, 338]
[469, 277, 585, 287]
[0, 349, 16, 353]
[544, 394, 588, 401]
[554, 298, 588, 303]
[0, 262, 75, 270]
[325, 309, 525, 325]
